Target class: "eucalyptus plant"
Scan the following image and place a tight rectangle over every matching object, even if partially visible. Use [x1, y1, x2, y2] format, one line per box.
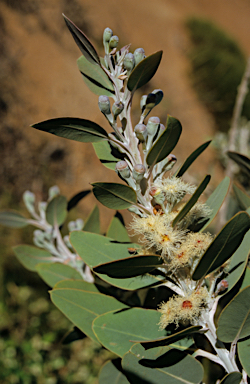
[1, 15, 250, 384]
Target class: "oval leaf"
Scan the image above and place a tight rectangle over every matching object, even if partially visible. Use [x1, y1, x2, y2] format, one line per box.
[77, 55, 114, 96]
[36, 262, 83, 287]
[92, 182, 137, 210]
[201, 176, 230, 231]
[192, 211, 250, 281]
[93, 255, 163, 278]
[99, 360, 130, 384]
[127, 51, 163, 91]
[83, 205, 100, 234]
[217, 286, 250, 342]
[13, 245, 54, 271]
[67, 190, 91, 211]
[227, 151, 250, 175]
[46, 195, 68, 226]
[240, 266, 250, 291]
[92, 141, 121, 170]
[219, 372, 242, 384]
[63, 15, 100, 65]
[238, 337, 250, 377]
[233, 183, 250, 210]
[50, 280, 127, 343]
[146, 116, 182, 166]
[92, 307, 167, 357]
[176, 141, 211, 177]
[122, 343, 204, 384]
[0, 210, 29, 228]
[172, 175, 211, 228]
[32, 118, 108, 143]
[107, 212, 130, 242]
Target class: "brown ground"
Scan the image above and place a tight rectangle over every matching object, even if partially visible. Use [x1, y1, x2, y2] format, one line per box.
[1, 0, 250, 229]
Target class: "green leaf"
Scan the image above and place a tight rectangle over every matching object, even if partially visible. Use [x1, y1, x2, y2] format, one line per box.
[227, 151, 250, 175]
[93, 255, 163, 278]
[36, 263, 83, 287]
[238, 337, 250, 377]
[146, 116, 182, 166]
[0, 210, 29, 228]
[219, 372, 242, 384]
[172, 175, 211, 227]
[92, 182, 137, 210]
[92, 141, 121, 170]
[122, 343, 204, 384]
[175, 141, 211, 177]
[77, 55, 114, 96]
[67, 190, 91, 211]
[240, 266, 250, 291]
[192, 212, 250, 280]
[46, 195, 68, 226]
[137, 326, 202, 350]
[99, 360, 130, 384]
[50, 280, 127, 343]
[92, 307, 167, 357]
[107, 212, 130, 242]
[127, 51, 163, 91]
[217, 286, 250, 342]
[13, 245, 54, 272]
[62, 327, 85, 344]
[233, 184, 250, 210]
[32, 118, 108, 143]
[63, 15, 100, 65]
[70, 231, 164, 290]
[201, 176, 230, 231]
[83, 205, 100, 234]
[226, 230, 250, 293]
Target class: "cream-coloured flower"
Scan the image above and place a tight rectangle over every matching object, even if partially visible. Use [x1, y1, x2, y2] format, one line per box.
[158, 287, 209, 329]
[153, 177, 196, 206]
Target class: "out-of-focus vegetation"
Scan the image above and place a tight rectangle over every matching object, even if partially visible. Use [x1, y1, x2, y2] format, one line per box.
[186, 17, 250, 132]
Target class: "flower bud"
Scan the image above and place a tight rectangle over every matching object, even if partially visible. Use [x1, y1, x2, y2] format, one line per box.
[134, 124, 147, 142]
[98, 95, 111, 115]
[103, 27, 113, 43]
[162, 154, 177, 172]
[123, 53, 135, 71]
[151, 89, 164, 106]
[109, 35, 119, 49]
[49, 185, 60, 200]
[116, 160, 130, 178]
[146, 116, 160, 136]
[215, 279, 229, 295]
[112, 101, 124, 119]
[132, 164, 145, 182]
[23, 190, 36, 214]
[128, 206, 146, 217]
[149, 186, 165, 205]
[140, 95, 147, 112]
[134, 48, 145, 66]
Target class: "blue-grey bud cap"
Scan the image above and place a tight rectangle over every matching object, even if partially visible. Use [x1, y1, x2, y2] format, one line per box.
[134, 48, 145, 66]
[98, 95, 111, 114]
[109, 35, 119, 49]
[123, 53, 135, 71]
[134, 124, 147, 142]
[116, 160, 130, 178]
[132, 164, 145, 181]
[146, 116, 160, 136]
[103, 27, 113, 43]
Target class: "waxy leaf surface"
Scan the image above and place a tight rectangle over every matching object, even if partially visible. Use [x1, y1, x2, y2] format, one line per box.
[46, 195, 67, 226]
[32, 118, 108, 143]
[0, 210, 29, 228]
[192, 212, 250, 280]
[122, 343, 203, 384]
[99, 360, 130, 384]
[217, 286, 250, 342]
[238, 337, 250, 377]
[13, 245, 54, 271]
[107, 213, 130, 242]
[127, 51, 163, 91]
[50, 280, 127, 343]
[92, 141, 121, 170]
[146, 116, 182, 166]
[83, 205, 100, 234]
[233, 184, 250, 210]
[176, 141, 211, 177]
[219, 372, 242, 384]
[36, 263, 82, 287]
[67, 190, 91, 211]
[92, 182, 137, 210]
[227, 151, 250, 175]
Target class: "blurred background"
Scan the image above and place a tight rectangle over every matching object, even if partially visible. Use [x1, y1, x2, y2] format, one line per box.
[1, 0, 250, 382]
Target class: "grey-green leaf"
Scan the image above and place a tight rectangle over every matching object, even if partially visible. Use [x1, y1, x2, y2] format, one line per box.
[233, 184, 250, 210]
[146, 116, 182, 166]
[176, 141, 211, 178]
[122, 343, 204, 384]
[217, 286, 250, 342]
[92, 182, 137, 210]
[50, 279, 127, 343]
[127, 51, 163, 91]
[32, 118, 108, 143]
[107, 212, 130, 242]
[219, 372, 242, 384]
[0, 210, 29, 228]
[77, 55, 114, 96]
[46, 195, 68, 226]
[192, 212, 250, 280]
[36, 263, 83, 287]
[172, 175, 211, 228]
[13, 245, 54, 272]
[227, 151, 250, 176]
[63, 15, 100, 65]
[238, 337, 250, 377]
[92, 141, 121, 170]
[99, 360, 130, 384]
[83, 205, 100, 234]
